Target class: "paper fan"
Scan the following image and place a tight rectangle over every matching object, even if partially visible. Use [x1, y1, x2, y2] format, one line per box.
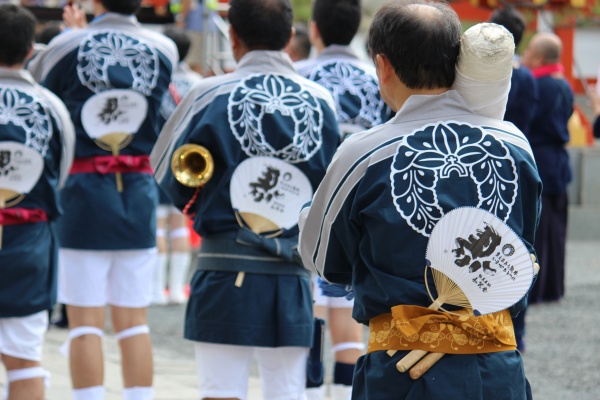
[230, 156, 313, 234]
[425, 206, 534, 316]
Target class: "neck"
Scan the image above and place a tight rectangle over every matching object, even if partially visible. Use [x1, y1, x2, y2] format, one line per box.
[392, 87, 449, 112]
[0, 64, 23, 71]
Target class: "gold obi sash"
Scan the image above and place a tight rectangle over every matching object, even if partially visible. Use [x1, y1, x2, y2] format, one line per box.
[368, 305, 516, 354]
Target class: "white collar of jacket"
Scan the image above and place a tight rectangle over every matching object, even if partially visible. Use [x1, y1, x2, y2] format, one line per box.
[316, 44, 359, 62]
[235, 50, 297, 75]
[0, 67, 38, 86]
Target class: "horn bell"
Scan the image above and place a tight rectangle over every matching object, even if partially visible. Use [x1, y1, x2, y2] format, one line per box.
[171, 144, 214, 187]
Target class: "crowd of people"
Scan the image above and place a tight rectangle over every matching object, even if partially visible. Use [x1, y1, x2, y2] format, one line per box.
[0, 0, 592, 399]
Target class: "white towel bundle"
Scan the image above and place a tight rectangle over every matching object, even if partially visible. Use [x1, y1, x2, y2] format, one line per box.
[452, 23, 515, 120]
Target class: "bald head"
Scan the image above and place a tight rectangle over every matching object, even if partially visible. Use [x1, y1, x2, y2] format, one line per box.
[522, 32, 562, 70]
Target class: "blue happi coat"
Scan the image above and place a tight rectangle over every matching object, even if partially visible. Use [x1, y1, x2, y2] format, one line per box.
[299, 91, 542, 399]
[151, 51, 340, 346]
[296, 45, 391, 139]
[0, 68, 75, 317]
[28, 13, 177, 250]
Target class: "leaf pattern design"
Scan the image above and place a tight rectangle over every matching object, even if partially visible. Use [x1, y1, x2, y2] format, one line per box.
[0, 87, 53, 156]
[391, 122, 518, 236]
[77, 31, 159, 95]
[228, 74, 323, 163]
[308, 61, 385, 129]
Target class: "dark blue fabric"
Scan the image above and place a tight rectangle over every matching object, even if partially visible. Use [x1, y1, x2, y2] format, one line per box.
[527, 76, 573, 196]
[594, 116, 600, 139]
[184, 270, 313, 347]
[352, 350, 532, 400]
[504, 65, 538, 136]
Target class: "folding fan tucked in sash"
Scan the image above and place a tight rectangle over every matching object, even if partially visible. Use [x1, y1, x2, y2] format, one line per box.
[230, 156, 313, 286]
[81, 89, 147, 191]
[0, 142, 44, 249]
[390, 207, 536, 377]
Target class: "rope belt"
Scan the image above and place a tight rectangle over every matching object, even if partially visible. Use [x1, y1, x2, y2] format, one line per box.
[69, 155, 153, 175]
[368, 305, 516, 354]
[0, 208, 48, 225]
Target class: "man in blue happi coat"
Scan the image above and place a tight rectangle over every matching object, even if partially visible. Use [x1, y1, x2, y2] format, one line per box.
[0, 5, 75, 399]
[151, 0, 340, 399]
[27, 0, 177, 399]
[299, 1, 542, 399]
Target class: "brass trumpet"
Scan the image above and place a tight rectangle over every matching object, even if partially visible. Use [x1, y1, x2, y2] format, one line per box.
[171, 143, 214, 187]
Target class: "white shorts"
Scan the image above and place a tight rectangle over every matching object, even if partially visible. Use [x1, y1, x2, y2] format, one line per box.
[312, 276, 354, 308]
[58, 249, 157, 308]
[194, 342, 307, 400]
[0, 311, 48, 361]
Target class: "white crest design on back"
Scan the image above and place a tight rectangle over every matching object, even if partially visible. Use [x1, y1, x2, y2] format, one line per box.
[308, 61, 385, 129]
[227, 74, 323, 163]
[77, 31, 159, 95]
[0, 87, 53, 156]
[390, 122, 518, 236]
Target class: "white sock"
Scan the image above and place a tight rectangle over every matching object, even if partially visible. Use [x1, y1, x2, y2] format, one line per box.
[330, 383, 352, 400]
[151, 253, 168, 305]
[123, 386, 154, 400]
[73, 385, 105, 400]
[168, 252, 191, 303]
[306, 386, 325, 400]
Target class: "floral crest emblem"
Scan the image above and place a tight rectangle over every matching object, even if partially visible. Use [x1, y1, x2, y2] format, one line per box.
[0, 87, 54, 156]
[77, 31, 159, 95]
[308, 61, 385, 129]
[227, 74, 323, 163]
[390, 122, 518, 236]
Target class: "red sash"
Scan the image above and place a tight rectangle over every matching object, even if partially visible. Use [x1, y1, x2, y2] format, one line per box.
[70, 155, 153, 175]
[0, 208, 48, 225]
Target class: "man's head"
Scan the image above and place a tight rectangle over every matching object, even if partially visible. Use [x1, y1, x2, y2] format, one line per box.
[163, 27, 192, 62]
[490, 6, 526, 48]
[285, 22, 311, 62]
[311, 0, 361, 48]
[98, 0, 141, 15]
[522, 32, 562, 69]
[368, 0, 461, 91]
[0, 5, 36, 67]
[228, 0, 293, 58]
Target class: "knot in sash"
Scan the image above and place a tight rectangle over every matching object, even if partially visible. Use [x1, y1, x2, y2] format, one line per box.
[368, 305, 516, 355]
[235, 228, 303, 265]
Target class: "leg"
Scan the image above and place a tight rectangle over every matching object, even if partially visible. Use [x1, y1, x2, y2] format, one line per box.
[306, 279, 328, 400]
[67, 306, 106, 389]
[255, 346, 308, 400]
[167, 210, 191, 304]
[2, 356, 44, 400]
[328, 305, 364, 400]
[152, 210, 169, 305]
[194, 342, 253, 400]
[110, 306, 153, 389]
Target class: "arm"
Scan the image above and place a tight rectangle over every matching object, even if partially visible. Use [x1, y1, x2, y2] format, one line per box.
[587, 84, 600, 139]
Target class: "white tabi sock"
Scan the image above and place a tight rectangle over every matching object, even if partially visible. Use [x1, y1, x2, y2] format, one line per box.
[73, 385, 105, 400]
[330, 383, 352, 400]
[305, 386, 326, 400]
[123, 386, 154, 400]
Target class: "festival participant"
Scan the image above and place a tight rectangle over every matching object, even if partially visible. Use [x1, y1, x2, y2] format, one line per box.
[151, 26, 203, 306]
[298, 2, 542, 399]
[522, 32, 573, 305]
[285, 22, 311, 62]
[296, 0, 389, 141]
[295, 1, 388, 399]
[0, 4, 74, 399]
[150, 0, 340, 398]
[27, 1, 177, 399]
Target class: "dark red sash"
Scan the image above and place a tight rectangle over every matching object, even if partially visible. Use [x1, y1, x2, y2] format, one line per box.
[70, 155, 153, 175]
[0, 208, 48, 225]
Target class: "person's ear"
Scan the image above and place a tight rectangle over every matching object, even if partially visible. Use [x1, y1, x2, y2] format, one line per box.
[308, 20, 319, 45]
[285, 26, 295, 49]
[375, 54, 393, 84]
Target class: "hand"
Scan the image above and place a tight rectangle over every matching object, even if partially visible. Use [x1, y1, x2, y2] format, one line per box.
[63, 4, 87, 29]
[317, 277, 354, 300]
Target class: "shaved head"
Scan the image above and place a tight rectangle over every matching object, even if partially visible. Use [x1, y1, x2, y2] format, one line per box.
[529, 32, 562, 64]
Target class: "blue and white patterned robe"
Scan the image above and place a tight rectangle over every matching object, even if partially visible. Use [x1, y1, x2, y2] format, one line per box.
[151, 51, 340, 346]
[299, 90, 542, 399]
[296, 45, 391, 139]
[0, 68, 74, 317]
[28, 12, 177, 250]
